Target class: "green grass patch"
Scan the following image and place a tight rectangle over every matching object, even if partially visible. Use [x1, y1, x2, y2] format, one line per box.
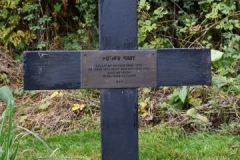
[17, 126, 240, 160]
[18, 129, 101, 160]
[139, 126, 240, 160]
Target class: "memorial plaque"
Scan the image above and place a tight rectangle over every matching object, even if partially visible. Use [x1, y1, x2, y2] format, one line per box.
[81, 50, 157, 88]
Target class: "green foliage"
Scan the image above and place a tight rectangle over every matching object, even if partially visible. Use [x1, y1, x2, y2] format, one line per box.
[140, 125, 240, 159]
[212, 74, 240, 95]
[137, 0, 240, 113]
[167, 87, 189, 110]
[137, 0, 240, 49]
[0, 86, 52, 159]
[1, 0, 239, 130]
[217, 33, 240, 77]
[1, 0, 239, 59]
[0, 0, 35, 54]
[0, 0, 98, 54]
[0, 73, 10, 85]
[138, 0, 170, 48]
[137, 0, 240, 80]
[0, 86, 18, 160]
[15, 126, 240, 159]
[17, 129, 101, 159]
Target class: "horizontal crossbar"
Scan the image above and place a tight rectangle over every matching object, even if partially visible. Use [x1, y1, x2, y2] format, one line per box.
[24, 49, 211, 90]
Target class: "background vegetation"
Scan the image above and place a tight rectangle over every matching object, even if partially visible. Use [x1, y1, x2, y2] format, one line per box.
[0, 0, 240, 159]
[1, 0, 239, 82]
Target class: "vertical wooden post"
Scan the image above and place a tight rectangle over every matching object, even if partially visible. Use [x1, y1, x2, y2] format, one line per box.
[99, 0, 138, 160]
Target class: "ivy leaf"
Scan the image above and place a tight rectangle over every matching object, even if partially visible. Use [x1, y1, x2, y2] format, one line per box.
[179, 86, 188, 103]
[212, 75, 228, 89]
[235, 75, 240, 83]
[143, 88, 151, 94]
[0, 86, 13, 106]
[196, 114, 209, 123]
[139, 0, 146, 7]
[187, 108, 198, 118]
[38, 100, 51, 110]
[211, 49, 223, 62]
[187, 108, 209, 123]
[139, 102, 147, 108]
[1, 9, 9, 19]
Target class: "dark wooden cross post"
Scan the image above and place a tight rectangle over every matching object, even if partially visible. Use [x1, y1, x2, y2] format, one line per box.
[23, 0, 211, 160]
[99, 0, 138, 160]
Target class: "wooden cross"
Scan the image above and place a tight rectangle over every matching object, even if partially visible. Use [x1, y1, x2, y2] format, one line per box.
[23, 0, 211, 159]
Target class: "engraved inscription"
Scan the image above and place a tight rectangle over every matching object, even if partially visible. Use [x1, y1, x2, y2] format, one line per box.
[81, 50, 157, 88]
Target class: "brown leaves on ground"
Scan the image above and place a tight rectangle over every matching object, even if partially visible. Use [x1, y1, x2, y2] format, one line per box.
[1, 51, 240, 134]
[0, 51, 22, 90]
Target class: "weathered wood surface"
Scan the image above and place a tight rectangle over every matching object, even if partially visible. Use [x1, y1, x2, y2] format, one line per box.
[99, 0, 138, 160]
[157, 48, 211, 86]
[24, 49, 211, 90]
[24, 51, 81, 90]
[23, 0, 211, 160]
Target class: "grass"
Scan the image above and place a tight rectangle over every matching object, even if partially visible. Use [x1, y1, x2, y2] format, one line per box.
[139, 126, 240, 160]
[17, 129, 100, 160]
[16, 125, 240, 160]
[0, 86, 18, 160]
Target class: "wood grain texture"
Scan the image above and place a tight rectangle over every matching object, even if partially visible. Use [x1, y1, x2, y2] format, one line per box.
[100, 89, 138, 160]
[24, 51, 81, 90]
[157, 48, 211, 86]
[24, 49, 211, 90]
[99, 0, 139, 160]
[23, 0, 211, 159]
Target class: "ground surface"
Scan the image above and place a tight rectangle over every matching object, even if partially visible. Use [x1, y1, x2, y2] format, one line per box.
[1, 52, 240, 134]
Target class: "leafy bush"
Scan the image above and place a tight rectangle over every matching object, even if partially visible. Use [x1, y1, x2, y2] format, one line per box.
[1, 0, 239, 129]
[1, 1, 239, 54]
[0, 0, 98, 55]
[139, 0, 239, 76]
